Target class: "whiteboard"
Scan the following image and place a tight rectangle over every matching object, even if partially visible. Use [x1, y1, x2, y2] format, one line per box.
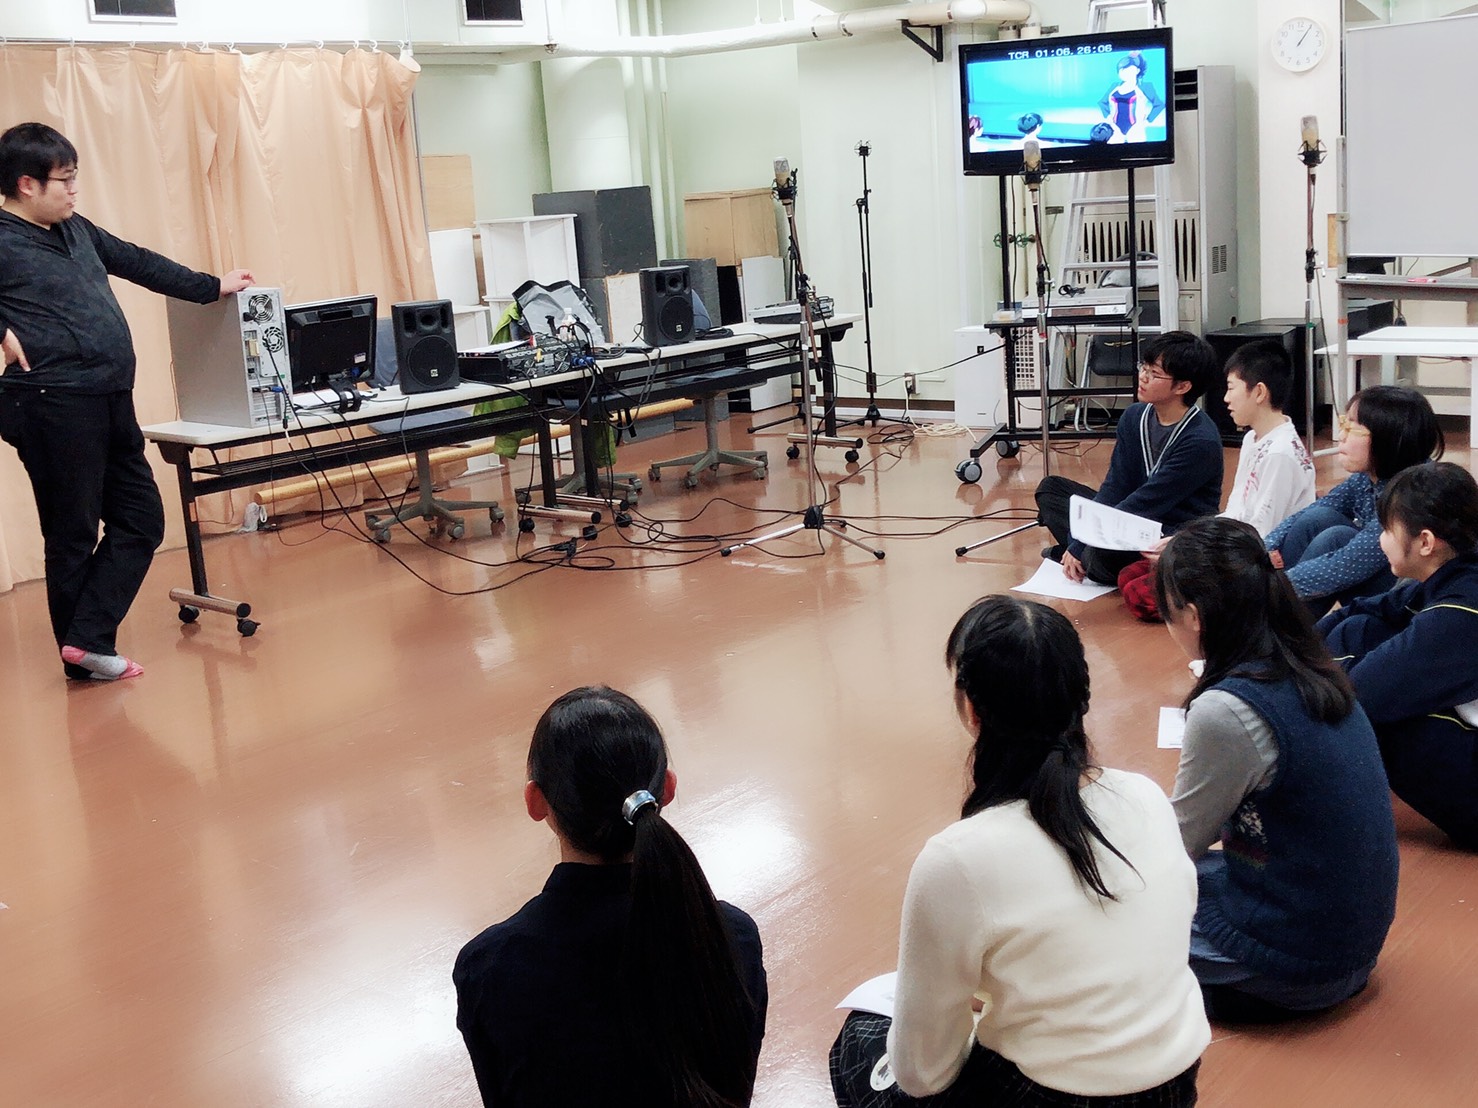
[1346, 14, 1478, 257]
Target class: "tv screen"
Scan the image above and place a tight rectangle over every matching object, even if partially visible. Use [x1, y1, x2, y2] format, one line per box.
[960, 28, 1174, 176]
[284, 294, 379, 393]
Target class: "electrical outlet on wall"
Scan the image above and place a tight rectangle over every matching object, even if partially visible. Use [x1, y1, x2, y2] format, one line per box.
[903, 373, 917, 395]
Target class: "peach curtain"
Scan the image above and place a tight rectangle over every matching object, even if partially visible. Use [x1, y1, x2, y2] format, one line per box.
[0, 45, 434, 593]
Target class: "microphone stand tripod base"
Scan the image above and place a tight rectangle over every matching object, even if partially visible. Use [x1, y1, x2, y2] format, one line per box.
[720, 505, 884, 559]
[953, 520, 1039, 558]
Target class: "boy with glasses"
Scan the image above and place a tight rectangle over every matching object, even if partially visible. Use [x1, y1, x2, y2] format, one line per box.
[0, 122, 253, 681]
[1035, 330, 1222, 585]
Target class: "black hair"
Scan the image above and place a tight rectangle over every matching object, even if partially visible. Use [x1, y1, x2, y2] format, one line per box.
[1377, 461, 1478, 556]
[1016, 112, 1044, 135]
[1116, 53, 1146, 76]
[527, 687, 757, 1108]
[1141, 329, 1217, 405]
[1225, 339, 1294, 411]
[1348, 385, 1444, 481]
[0, 122, 77, 198]
[945, 596, 1133, 901]
[1155, 518, 1356, 722]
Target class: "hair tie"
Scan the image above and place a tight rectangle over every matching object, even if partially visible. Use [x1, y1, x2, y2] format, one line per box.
[621, 789, 659, 825]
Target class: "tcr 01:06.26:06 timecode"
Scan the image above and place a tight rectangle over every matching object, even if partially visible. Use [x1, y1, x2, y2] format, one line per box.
[1007, 44, 1116, 60]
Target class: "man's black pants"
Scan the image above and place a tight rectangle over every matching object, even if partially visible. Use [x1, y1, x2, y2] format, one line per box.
[1034, 475, 1139, 586]
[0, 388, 165, 655]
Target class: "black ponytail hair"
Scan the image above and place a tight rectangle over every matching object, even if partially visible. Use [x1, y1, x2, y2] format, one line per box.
[945, 596, 1133, 901]
[527, 687, 757, 1108]
[1155, 517, 1356, 722]
[1377, 461, 1478, 556]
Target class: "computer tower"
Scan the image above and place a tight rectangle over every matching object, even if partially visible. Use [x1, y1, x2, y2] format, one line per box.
[169, 287, 291, 428]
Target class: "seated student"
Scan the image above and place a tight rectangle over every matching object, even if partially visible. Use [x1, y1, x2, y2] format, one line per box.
[453, 686, 767, 1108]
[1265, 384, 1443, 617]
[1319, 462, 1478, 849]
[1156, 518, 1400, 1022]
[1119, 339, 1316, 619]
[830, 596, 1207, 1107]
[1036, 330, 1223, 584]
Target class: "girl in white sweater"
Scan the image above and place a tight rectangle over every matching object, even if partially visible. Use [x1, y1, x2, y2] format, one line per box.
[830, 597, 1208, 1107]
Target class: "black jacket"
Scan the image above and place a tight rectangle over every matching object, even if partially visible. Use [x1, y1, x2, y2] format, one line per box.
[0, 209, 219, 394]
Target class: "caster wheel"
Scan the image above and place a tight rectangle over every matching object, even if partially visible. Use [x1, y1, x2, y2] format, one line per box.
[786, 444, 801, 460]
[845, 449, 860, 464]
[449, 523, 465, 540]
[615, 511, 632, 528]
[519, 517, 536, 534]
[753, 467, 767, 480]
[515, 490, 530, 506]
[996, 439, 1021, 459]
[237, 618, 259, 637]
[647, 466, 661, 481]
[630, 478, 643, 491]
[490, 507, 505, 524]
[177, 605, 200, 624]
[371, 529, 390, 544]
[582, 524, 599, 540]
[683, 475, 699, 489]
[955, 458, 983, 484]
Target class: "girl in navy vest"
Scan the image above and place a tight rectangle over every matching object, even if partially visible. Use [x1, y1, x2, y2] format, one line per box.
[1156, 518, 1399, 1022]
[1319, 462, 1478, 849]
[453, 686, 767, 1107]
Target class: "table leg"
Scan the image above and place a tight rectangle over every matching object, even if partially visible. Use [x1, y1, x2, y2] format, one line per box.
[157, 442, 255, 635]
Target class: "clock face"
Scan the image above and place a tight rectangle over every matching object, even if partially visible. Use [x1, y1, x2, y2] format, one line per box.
[1272, 17, 1328, 73]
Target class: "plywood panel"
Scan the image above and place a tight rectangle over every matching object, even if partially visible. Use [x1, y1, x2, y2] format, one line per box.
[421, 154, 477, 231]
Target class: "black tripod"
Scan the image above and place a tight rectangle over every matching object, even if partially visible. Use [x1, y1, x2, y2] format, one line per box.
[723, 163, 883, 561]
[841, 140, 883, 429]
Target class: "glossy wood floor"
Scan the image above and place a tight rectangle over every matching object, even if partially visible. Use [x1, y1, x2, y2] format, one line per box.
[1, 412, 1474, 1107]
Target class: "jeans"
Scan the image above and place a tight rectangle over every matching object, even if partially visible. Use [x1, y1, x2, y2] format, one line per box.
[1273, 504, 1395, 618]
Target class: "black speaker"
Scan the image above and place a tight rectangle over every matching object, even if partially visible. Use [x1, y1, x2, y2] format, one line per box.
[1204, 319, 1314, 445]
[639, 266, 694, 346]
[393, 299, 459, 393]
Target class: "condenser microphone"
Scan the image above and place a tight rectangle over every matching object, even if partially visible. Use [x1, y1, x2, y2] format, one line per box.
[1299, 115, 1325, 168]
[1022, 138, 1044, 186]
[773, 157, 795, 211]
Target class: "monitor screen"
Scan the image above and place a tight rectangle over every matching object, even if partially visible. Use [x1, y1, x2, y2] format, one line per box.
[960, 27, 1174, 176]
[284, 294, 378, 393]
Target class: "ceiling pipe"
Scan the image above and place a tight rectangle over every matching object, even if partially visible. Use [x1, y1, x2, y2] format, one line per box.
[455, 1, 1037, 63]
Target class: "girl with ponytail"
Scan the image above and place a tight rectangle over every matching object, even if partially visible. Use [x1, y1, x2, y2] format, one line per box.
[454, 686, 767, 1108]
[831, 596, 1207, 1107]
[1156, 517, 1400, 1022]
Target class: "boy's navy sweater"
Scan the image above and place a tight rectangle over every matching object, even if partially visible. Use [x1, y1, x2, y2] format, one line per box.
[1197, 675, 1398, 984]
[1067, 402, 1223, 560]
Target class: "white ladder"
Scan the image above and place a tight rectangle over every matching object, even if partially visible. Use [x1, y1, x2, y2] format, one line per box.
[1052, 0, 1179, 384]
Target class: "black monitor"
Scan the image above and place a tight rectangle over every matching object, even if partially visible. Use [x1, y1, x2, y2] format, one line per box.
[960, 27, 1175, 176]
[284, 294, 378, 393]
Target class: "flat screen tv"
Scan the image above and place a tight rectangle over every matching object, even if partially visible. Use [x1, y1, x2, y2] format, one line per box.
[284, 294, 379, 393]
[960, 27, 1174, 176]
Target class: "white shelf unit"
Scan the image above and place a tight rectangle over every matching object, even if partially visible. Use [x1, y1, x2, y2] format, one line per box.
[475, 215, 579, 303]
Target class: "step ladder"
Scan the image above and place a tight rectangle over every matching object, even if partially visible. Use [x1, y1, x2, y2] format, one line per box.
[1051, 0, 1179, 392]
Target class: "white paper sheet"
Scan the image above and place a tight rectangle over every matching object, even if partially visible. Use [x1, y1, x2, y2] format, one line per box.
[1012, 558, 1117, 602]
[836, 971, 897, 1017]
[1068, 495, 1162, 552]
[1157, 707, 1187, 749]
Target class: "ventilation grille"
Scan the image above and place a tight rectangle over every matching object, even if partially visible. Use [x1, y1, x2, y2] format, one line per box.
[1075, 209, 1204, 290]
[1210, 244, 1229, 276]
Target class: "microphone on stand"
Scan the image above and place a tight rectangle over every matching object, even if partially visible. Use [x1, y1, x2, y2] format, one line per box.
[773, 157, 796, 213]
[1022, 138, 1045, 187]
[1299, 115, 1326, 168]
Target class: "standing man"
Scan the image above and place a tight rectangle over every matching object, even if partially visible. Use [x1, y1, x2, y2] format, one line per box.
[0, 122, 253, 681]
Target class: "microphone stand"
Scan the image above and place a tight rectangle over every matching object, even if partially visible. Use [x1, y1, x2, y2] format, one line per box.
[841, 141, 883, 430]
[955, 155, 1052, 557]
[723, 169, 884, 562]
[1299, 137, 1326, 453]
